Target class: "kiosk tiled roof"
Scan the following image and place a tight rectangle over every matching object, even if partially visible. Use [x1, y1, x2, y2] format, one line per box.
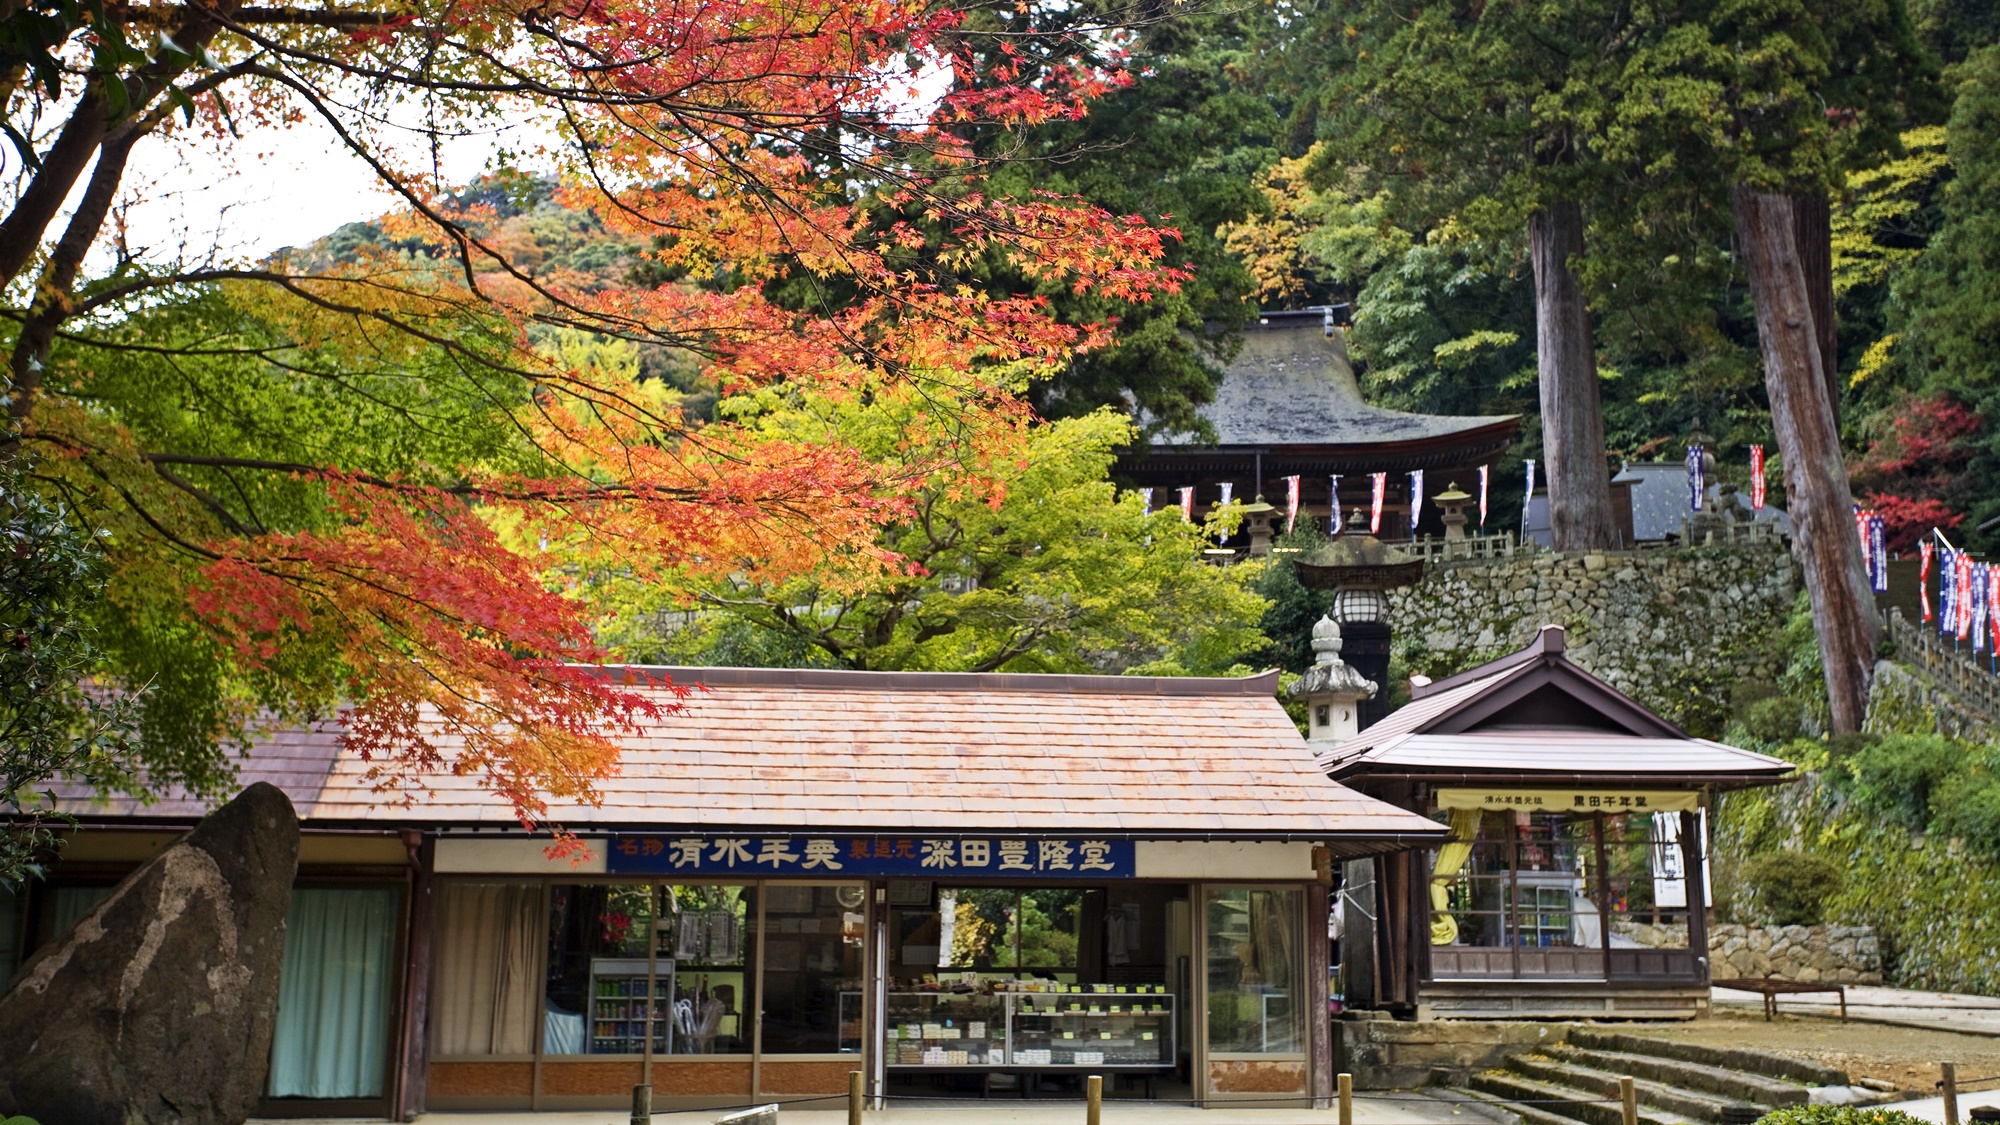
[64, 666, 1444, 845]
[1318, 626, 1794, 787]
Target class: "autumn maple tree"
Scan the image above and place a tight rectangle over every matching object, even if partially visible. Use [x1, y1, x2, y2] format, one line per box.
[0, 0, 1182, 833]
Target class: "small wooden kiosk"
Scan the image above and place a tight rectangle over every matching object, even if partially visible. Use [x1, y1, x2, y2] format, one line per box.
[1307, 625, 1797, 1019]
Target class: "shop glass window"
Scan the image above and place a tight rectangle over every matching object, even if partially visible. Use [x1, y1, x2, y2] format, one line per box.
[1204, 887, 1302, 1054]
[757, 884, 866, 1054]
[1429, 811, 1600, 950]
[894, 887, 1084, 978]
[1602, 813, 1692, 950]
[543, 884, 754, 1056]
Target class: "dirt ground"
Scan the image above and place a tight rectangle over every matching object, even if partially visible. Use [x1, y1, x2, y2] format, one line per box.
[1637, 1010, 2000, 1093]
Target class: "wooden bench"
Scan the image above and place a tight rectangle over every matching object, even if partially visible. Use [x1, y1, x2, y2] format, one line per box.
[1713, 977, 1848, 1022]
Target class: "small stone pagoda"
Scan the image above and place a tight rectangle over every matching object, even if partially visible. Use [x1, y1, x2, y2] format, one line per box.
[1292, 523, 1427, 729]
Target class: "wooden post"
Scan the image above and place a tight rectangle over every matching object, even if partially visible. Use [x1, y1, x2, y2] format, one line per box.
[850, 1070, 864, 1125]
[393, 831, 436, 1122]
[1307, 877, 1334, 1109]
[1087, 1075, 1102, 1125]
[1943, 1062, 1960, 1125]
[631, 1083, 652, 1125]
[1620, 1076, 1637, 1125]
[1339, 1072, 1354, 1125]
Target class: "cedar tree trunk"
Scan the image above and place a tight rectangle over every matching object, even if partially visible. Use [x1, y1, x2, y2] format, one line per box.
[1732, 185, 1880, 732]
[1791, 189, 1840, 422]
[1529, 200, 1617, 550]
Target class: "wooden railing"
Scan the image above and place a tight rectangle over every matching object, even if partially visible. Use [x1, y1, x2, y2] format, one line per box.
[1885, 607, 2000, 722]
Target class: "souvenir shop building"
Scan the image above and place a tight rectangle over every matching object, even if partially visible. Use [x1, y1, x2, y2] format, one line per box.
[19, 666, 1444, 1119]
[1314, 627, 1797, 1021]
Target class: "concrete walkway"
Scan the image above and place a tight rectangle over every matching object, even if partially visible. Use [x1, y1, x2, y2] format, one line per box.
[255, 1094, 1470, 1125]
[1713, 982, 2000, 1037]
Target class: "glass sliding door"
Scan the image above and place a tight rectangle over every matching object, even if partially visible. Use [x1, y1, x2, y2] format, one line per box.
[268, 886, 401, 1099]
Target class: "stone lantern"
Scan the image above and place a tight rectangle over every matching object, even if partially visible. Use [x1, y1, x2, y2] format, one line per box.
[1291, 513, 1425, 730]
[1239, 494, 1280, 557]
[1433, 482, 1472, 541]
[1289, 615, 1377, 746]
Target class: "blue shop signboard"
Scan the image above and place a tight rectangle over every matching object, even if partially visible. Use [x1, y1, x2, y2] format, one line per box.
[604, 835, 1136, 879]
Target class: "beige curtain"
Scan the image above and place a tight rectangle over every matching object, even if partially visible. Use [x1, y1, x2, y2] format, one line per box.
[1429, 808, 1484, 945]
[431, 883, 542, 1056]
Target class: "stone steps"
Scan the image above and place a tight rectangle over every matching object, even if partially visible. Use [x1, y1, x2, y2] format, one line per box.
[1447, 1084, 1594, 1125]
[1566, 1028, 1847, 1088]
[1546, 1045, 1809, 1109]
[1505, 1054, 1763, 1124]
[1467, 1069, 1704, 1125]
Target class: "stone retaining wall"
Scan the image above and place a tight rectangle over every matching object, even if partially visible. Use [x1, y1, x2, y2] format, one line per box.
[1708, 923, 1883, 984]
[1387, 543, 1798, 733]
[1336, 1015, 1569, 1089]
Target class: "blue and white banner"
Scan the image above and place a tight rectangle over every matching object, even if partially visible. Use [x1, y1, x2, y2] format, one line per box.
[1329, 476, 1342, 536]
[1686, 444, 1704, 511]
[605, 835, 1137, 878]
[1409, 469, 1425, 536]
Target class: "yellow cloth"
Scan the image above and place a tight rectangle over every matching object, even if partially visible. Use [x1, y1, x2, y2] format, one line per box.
[1429, 808, 1484, 945]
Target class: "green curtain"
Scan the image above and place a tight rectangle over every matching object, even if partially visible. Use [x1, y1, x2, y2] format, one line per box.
[268, 887, 400, 1099]
[49, 885, 113, 936]
[1429, 809, 1484, 945]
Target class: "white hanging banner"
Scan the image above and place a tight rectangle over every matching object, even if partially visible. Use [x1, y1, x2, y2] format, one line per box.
[1283, 475, 1301, 533]
[1686, 444, 1705, 511]
[1478, 465, 1490, 527]
[1178, 487, 1194, 523]
[1408, 469, 1425, 536]
[1523, 459, 1536, 528]
[1219, 482, 1233, 507]
[1139, 488, 1153, 518]
[1329, 476, 1343, 536]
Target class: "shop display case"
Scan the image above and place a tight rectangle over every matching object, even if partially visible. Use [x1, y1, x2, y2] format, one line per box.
[869, 988, 1175, 1069]
[1009, 990, 1174, 1067]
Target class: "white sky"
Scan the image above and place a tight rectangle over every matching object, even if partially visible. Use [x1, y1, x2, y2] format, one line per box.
[108, 105, 539, 264]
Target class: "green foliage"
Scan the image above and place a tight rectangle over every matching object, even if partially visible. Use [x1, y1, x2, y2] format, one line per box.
[1740, 850, 1845, 925]
[1754, 1107, 1932, 1125]
[1890, 46, 2000, 550]
[0, 469, 139, 890]
[597, 404, 1270, 675]
[1831, 733, 1961, 830]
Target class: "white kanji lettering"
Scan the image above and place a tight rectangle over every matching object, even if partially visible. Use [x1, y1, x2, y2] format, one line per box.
[802, 839, 843, 870]
[1077, 840, 1115, 871]
[960, 839, 992, 867]
[670, 838, 706, 868]
[756, 838, 800, 867]
[921, 839, 957, 868]
[1038, 840, 1074, 870]
[710, 838, 753, 866]
[997, 840, 1033, 871]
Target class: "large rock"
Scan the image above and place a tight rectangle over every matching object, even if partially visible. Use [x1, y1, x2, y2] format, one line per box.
[0, 782, 299, 1124]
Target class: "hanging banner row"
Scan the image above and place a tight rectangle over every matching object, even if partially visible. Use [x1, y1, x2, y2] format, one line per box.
[605, 835, 1137, 878]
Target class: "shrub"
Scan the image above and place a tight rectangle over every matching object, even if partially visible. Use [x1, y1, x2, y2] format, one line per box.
[1741, 850, 1845, 926]
[1755, 1107, 1931, 1125]
[1833, 733, 1961, 831]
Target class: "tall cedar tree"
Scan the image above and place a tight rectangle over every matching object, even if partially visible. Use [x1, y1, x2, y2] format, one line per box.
[1611, 0, 1937, 730]
[0, 0, 1183, 834]
[1325, 0, 1620, 550]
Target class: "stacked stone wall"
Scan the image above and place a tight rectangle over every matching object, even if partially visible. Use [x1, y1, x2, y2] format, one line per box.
[1708, 923, 1884, 983]
[1386, 543, 1799, 732]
